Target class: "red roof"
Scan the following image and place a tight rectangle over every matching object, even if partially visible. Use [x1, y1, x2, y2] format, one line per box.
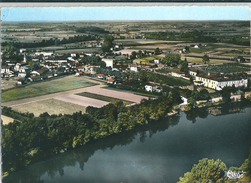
[130, 64, 137, 67]
[97, 73, 104, 76]
[107, 78, 114, 82]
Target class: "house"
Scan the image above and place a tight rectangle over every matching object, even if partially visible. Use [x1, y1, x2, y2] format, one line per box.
[76, 66, 84, 72]
[230, 94, 241, 101]
[1, 65, 10, 74]
[171, 70, 185, 78]
[154, 58, 160, 64]
[106, 78, 115, 84]
[75, 71, 83, 76]
[97, 73, 104, 79]
[195, 73, 248, 90]
[189, 69, 198, 76]
[31, 67, 49, 76]
[102, 59, 114, 68]
[129, 64, 138, 72]
[71, 52, 77, 57]
[18, 72, 26, 78]
[194, 45, 199, 48]
[29, 75, 42, 82]
[35, 52, 53, 57]
[145, 83, 158, 92]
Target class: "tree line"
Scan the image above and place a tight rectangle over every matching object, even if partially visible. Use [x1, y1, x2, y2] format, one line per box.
[1, 34, 97, 49]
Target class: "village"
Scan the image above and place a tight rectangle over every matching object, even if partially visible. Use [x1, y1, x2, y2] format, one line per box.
[1, 8, 251, 183]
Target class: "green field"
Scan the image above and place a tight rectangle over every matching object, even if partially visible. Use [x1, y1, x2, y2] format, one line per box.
[189, 47, 210, 53]
[76, 92, 134, 105]
[11, 99, 86, 117]
[133, 56, 163, 63]
[2, 76, 98, 103]
[155, 68, 180, 73]
[198, 63, 251, 74]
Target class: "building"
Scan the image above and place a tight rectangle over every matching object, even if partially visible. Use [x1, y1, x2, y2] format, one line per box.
[154, 58, 160, 64]
[145, 83, 158, 92]
[97, 73, 104, 79]
[31, 67, 49, 76]
[1, 65, 10, 74]
[129, 64, 138, 72]
[102, 59, 114, 68]
[171, 70, 185, 78]
[195, 73, 248, 90]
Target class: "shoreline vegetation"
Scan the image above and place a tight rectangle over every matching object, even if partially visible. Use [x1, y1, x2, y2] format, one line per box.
[2, 88, 251, 180]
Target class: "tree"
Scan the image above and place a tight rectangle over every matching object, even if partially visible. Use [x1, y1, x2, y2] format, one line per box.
[162, 54, 180, 67]
[179, 159, 227, 183]
[221, 87, 231, 104]
[130, 51, 137, 60]
[154, 47, 161, 55]
[180, 58, 188, 75]
[101, 35, 114, 53]
[202, 54, 210, 64]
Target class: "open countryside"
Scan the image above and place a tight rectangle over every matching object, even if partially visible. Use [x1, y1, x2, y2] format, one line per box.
[2, 20, 251, 183]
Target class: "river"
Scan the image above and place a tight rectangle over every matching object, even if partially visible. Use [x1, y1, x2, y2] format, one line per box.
[3, 105, 251, 183]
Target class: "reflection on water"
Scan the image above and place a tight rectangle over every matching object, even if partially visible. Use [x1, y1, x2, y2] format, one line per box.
[3, 105, 251, 183]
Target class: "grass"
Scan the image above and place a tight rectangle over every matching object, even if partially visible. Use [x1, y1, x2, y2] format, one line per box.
[2, 77, 98, 103]
[101, 86, 159, 97]
[182, 58, 228, 64]
[133, 56, 163, 63]
[189, 47, 210, 53]
[11, 99, 86, 117]
[76, 92, 134, 105]
[155, 68, 179, 73]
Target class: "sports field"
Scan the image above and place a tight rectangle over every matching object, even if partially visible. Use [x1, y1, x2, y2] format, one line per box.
[11, 99, 86, 117]
[1, 76, 98, 102]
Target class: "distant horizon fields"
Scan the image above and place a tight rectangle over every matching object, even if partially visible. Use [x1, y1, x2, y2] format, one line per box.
[2, 20, 250, 24]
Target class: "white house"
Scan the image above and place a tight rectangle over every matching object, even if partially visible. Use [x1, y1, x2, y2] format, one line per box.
[1, 65, 10, 74]
[102, 59, 114, 68]
[18, 72, 26, 78]
[154, 58, 160, 64]
[129, 64, 138, 72]
[145, 83, 158, 92]
[35, 52, 53, 57]
[71, 52, 77, 57]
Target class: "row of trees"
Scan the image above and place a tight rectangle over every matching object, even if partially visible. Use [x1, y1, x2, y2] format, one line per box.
[1, 34, 97, 49]
[2, 89, 182, 173]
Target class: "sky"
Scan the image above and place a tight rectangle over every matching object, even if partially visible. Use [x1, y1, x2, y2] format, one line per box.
[1, 6, 250, 22]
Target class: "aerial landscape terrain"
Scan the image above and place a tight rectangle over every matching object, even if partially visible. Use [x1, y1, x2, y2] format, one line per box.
[1, 20, 251, 183]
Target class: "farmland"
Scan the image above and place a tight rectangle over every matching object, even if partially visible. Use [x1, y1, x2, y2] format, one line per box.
[76, 92, 134, 105]
[1, 76, 98, 102]
[198, 63, 251, 74]
[11, 99, 86, 117]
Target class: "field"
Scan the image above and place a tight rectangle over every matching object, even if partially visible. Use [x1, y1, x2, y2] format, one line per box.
[133, 56, 162, 63]
[198, 63, 251, 74]
[1, 76, 98, 103]
[11, 99, 86, 117]
[76, 92, 134, 105]
[155, 68, 180, 73]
